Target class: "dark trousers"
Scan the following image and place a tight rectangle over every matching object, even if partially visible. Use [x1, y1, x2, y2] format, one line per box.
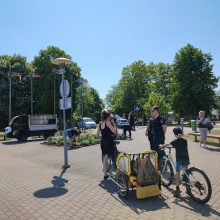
[123, 125, 131, 138]
[151, 133, 166, 159]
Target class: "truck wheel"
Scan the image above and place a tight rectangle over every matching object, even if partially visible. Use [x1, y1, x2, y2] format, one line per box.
[43, 132, 50, 139]
[17, 133, 27, 142]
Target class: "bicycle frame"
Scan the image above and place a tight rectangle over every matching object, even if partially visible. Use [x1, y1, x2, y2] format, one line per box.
[157, 147, 212, 203]
[161, 148, 191, 186]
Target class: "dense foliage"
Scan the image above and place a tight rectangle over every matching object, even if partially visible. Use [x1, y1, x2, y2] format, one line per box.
[106, 61, 173, 121]
[0, 46, 104, 130]
[106, 44, 218, 120]
[172, 44, 218, 118]
[0, 55, 31, 128]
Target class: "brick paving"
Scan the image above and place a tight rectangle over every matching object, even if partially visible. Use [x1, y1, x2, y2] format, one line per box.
[0, 126, 220, 220]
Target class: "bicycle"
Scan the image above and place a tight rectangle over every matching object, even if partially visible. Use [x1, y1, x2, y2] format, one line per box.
[159, 147, 212, 204]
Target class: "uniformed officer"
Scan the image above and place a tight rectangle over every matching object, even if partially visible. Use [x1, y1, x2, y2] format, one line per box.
[145, 106, 167, 159]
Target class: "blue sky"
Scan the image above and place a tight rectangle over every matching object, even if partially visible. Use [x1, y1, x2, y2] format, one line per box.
[0, 0, 219, 99]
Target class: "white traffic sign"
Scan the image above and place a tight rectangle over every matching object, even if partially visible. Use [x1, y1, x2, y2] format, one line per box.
[59, 97, 72, 110]
[59, 80, 70, 97]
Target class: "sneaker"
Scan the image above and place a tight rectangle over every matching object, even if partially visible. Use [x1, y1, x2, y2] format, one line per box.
[104, 175, 109, 180]
[174, 189, 181, 198]
[186, 187, 190, 195]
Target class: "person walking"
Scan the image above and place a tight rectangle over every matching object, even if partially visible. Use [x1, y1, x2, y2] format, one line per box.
[145, 106, 167, 160]
[96, 109, 117, 179]
[197, 110, 209, 148]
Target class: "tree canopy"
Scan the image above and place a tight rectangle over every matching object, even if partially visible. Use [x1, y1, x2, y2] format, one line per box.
[172, 44, 218, 118]
[0, 54, 31, 128]
[106, 44, 218, 120]
[0, 46, 104, 129]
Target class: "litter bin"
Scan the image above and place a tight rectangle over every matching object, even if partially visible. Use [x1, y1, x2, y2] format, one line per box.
[191, 120, 197, 132]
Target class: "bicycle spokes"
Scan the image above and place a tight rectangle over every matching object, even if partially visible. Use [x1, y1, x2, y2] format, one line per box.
[186, 167, 212, 204]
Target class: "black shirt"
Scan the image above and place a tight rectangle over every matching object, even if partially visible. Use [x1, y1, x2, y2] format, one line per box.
[148, 116, 166, 137]
[170, 138, 190, 164]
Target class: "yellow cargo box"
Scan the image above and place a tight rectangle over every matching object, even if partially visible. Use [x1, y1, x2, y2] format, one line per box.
[136, 184, 161, 199]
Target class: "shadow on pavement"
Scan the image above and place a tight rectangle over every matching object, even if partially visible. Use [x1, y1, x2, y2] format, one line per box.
[2, 138, 44, 145]
[99, 180, 170, 214]
[205, 146, 220, 152]
[166, 186, 220, 218]
[33, 168, 68, 198]
[174, 196, 220, 218]
[99, 179, 118, 194]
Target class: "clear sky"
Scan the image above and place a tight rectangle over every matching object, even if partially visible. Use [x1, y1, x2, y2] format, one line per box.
[0, 0, 219, 99]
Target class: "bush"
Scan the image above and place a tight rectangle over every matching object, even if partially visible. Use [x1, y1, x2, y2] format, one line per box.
[75, 133, 99, 146]
[46, 132, 99, 146]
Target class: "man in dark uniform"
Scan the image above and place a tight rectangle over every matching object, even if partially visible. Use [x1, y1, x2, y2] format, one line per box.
[145, 106, 167, 160]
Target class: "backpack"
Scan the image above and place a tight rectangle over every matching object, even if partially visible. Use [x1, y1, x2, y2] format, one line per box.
[133, 155, 157, 186]
[207, 122, 214, 131]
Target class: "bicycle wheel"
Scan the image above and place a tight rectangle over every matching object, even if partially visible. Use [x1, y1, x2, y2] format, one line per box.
[186, 167, 212, 204]
[117, 171, 129, 198]
[160, 158, 174, 187]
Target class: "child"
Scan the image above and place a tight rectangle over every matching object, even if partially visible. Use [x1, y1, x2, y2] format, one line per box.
[160, 127, 190, 197]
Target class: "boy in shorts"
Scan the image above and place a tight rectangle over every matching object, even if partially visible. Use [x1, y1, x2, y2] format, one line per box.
[160, 127, 190, 197]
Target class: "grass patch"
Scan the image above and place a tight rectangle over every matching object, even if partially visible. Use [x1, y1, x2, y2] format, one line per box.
[0, 132, 5, 141]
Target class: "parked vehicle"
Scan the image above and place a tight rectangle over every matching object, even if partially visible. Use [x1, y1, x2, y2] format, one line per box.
[4, 114, 57, 142]
[114, 115, 129, 128]
[77, 117, 97, 129]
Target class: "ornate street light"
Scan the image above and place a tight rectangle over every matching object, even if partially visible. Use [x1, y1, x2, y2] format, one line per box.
[52, 57, 72, 169]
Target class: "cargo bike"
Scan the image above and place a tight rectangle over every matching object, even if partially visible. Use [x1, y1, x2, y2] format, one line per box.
[107, 147, 161, 199]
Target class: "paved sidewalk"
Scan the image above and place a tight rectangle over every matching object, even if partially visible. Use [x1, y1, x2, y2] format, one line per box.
[0, 127, 220, 220]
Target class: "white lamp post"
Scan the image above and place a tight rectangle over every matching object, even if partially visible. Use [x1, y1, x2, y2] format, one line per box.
[51, 58, 72, 169]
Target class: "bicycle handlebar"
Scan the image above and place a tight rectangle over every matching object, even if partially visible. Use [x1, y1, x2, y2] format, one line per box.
[159, 145, 172, 154]
[114, 140, 120, 145]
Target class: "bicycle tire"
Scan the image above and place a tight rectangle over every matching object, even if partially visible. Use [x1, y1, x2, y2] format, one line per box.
[117, 171, 129, 198]
[160, 159, 174, 187]
[186, 167, 212, 204]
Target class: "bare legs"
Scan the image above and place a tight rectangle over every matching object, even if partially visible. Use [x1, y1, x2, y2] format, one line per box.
[102, 154, 109, 178]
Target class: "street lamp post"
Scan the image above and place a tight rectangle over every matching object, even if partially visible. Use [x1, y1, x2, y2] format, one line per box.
[8, 70, 21, 123]
[70, 73, 73, 127]
[30, 74, 33, 115]
[8, 70, 12, 123]
[51, 58, 72, 169]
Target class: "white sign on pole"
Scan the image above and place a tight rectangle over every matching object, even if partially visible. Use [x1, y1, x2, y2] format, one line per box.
[59, 80, 70, 97]
[59, 97, 72, 110]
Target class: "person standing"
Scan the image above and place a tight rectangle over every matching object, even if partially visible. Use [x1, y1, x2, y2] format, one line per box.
[96, 109, 117, 179]
[145, 106, 167, 160]
[128, 111, 135, 131]
[159, 127, 190, 197]
[106, 107, 117, 129]
[197, 110, 209, 148]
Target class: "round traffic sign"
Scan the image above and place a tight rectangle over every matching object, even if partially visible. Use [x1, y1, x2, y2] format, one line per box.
[59, 80, 70, 97]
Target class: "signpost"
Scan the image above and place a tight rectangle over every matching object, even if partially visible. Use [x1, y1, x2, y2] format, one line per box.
[52, 58, 72, 169]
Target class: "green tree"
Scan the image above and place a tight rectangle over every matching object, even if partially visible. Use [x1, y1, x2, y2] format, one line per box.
[32, 46, 81, 124]
[0, 55, 31, 129]
[172, 44, 218, 118]
[76, 85, 104, 122]
[106, 60, 152, 118]
[106, 61, 173, 122]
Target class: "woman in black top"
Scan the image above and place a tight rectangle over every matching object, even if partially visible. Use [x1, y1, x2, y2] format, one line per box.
[96, 109, 117, 179]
